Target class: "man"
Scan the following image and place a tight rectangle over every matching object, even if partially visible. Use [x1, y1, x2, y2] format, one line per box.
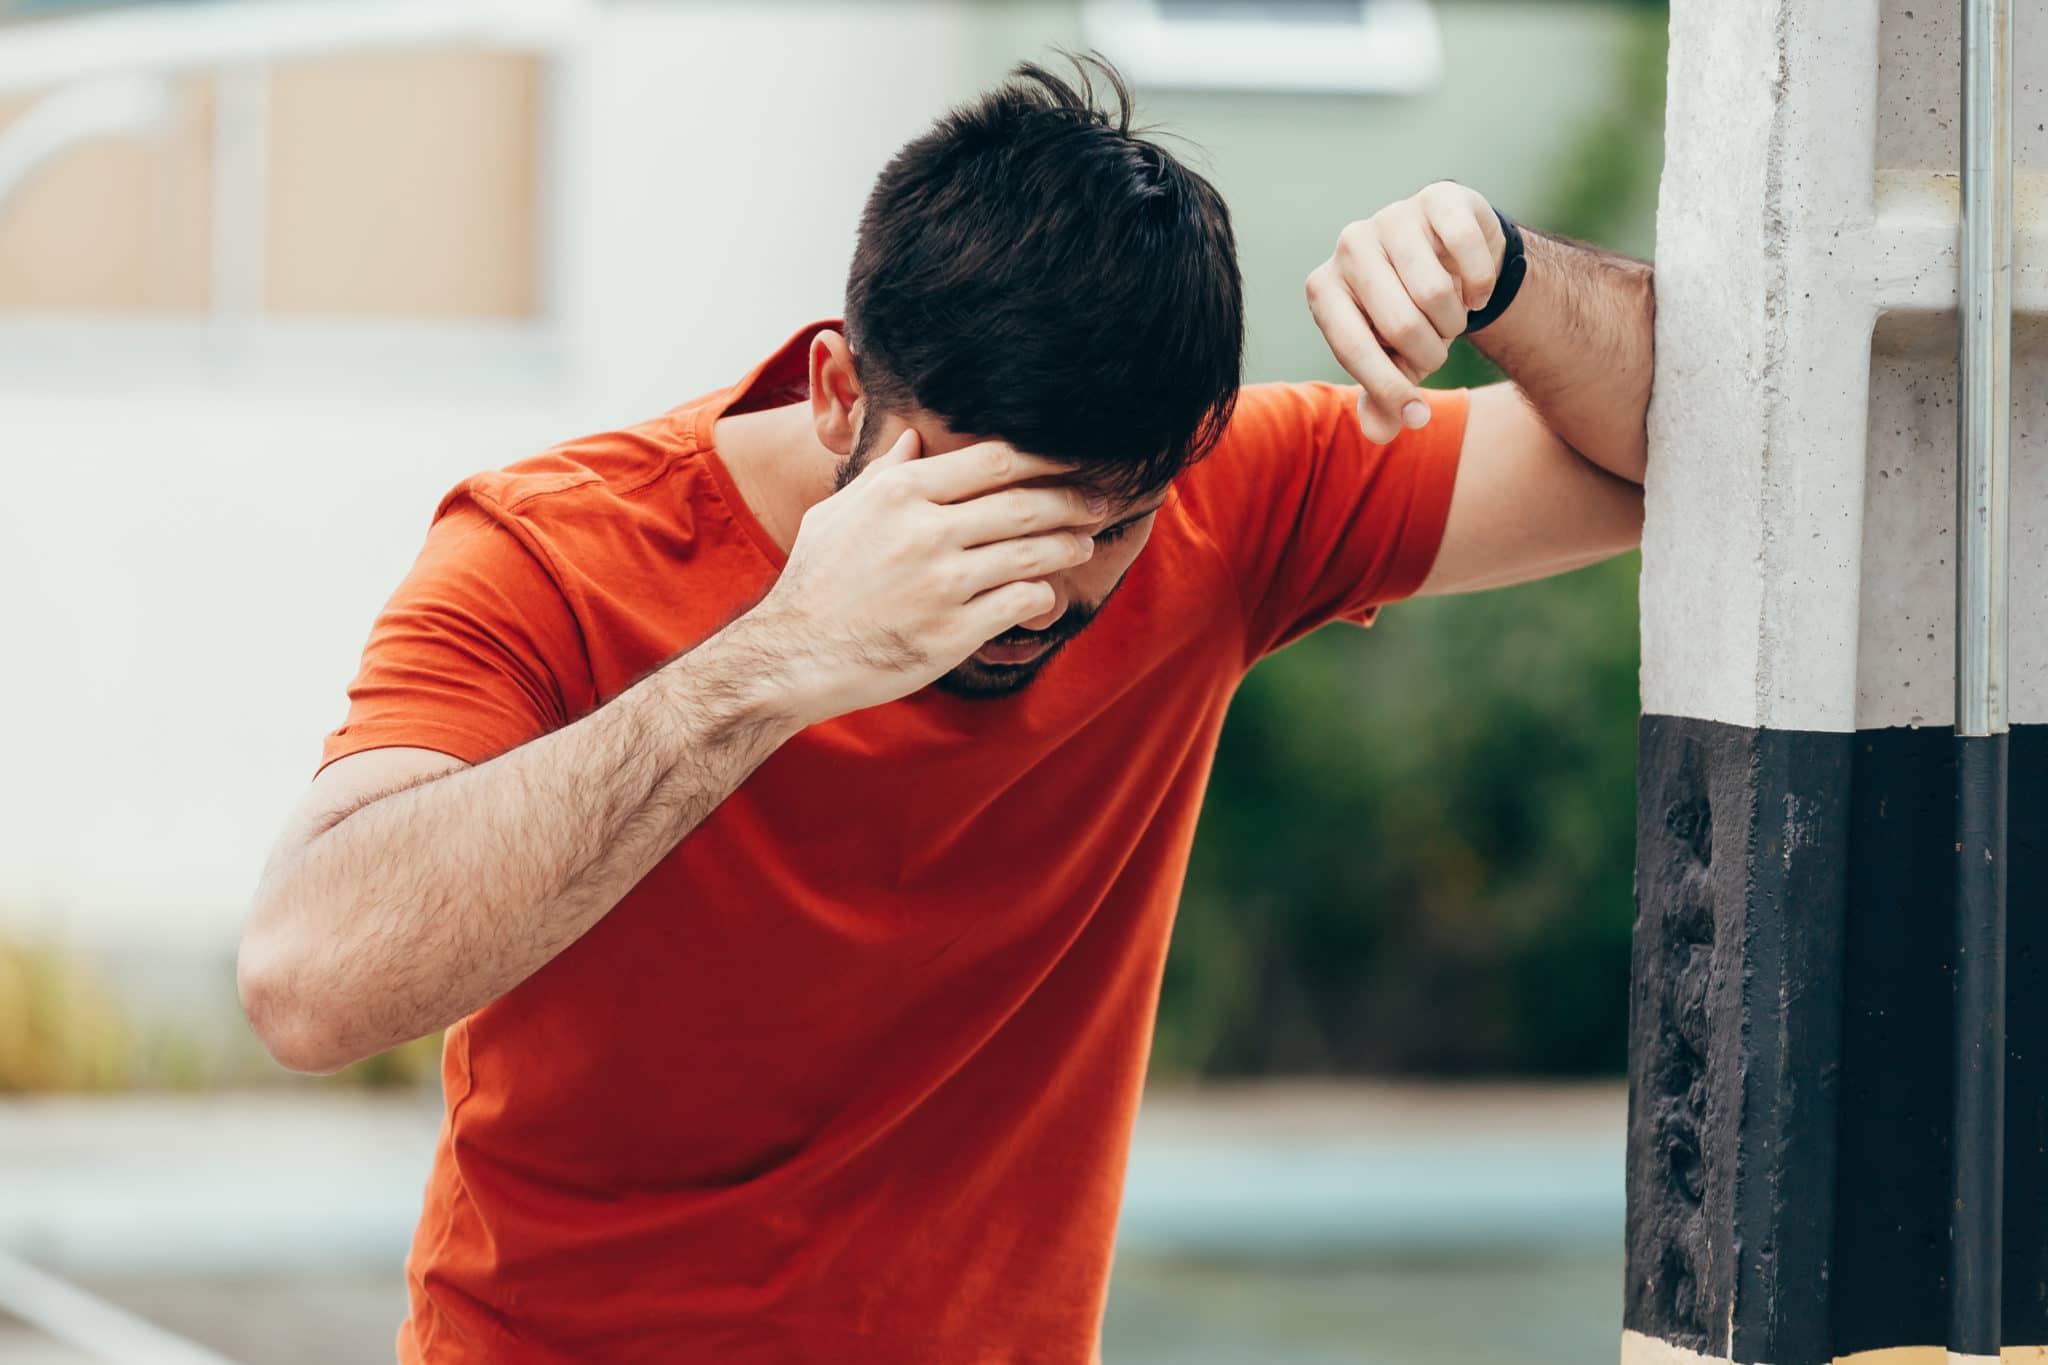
[240, 58, 1649, 1364]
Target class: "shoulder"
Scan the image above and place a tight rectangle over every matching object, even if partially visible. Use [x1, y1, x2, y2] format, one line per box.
[1173, 381, 1363, 521]
[449, 411, 695, 519]
[428, 403, 735, 569]
[410, 395, 776, 664]
[1180, 381, 1470, 501]
[1201, 381, 1349, 463]
[1162, 379, 1469, 601]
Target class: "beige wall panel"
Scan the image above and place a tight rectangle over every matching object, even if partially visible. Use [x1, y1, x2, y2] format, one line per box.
[0, 81, 213, 311]
[264, 50, 539, 319]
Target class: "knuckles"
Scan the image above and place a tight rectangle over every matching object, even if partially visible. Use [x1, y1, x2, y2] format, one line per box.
[1418, 179, 1476, 215]
[932, 562, 971, 601]
[907, 504, 950, 550]
[1439, 220, 1489, 263]
[1388, 315, 1436, 354]
[1332, 221, 1378, 265]
[874, 469, 919, 506]
[1414, 279, 1460, 316]
[1304, 264, 1335, 307]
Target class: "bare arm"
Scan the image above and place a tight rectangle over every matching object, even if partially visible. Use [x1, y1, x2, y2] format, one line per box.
[238, 623, 801, 1074]
[1413, 384, 1645, 597]
[240, 433, 1101, 1073]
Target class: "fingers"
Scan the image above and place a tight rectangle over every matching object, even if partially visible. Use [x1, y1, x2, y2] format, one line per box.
[870, 426, 920, 469]
[1306, 261, 1423, 443]
[1336, 226, 1451, 380]
[1356, 389, 1439, 447]
[944, 484, 1104, 548]
[963, 578, 1059, 642]
[1381, 207, 1468, 344]
[951, 530, 1094, 599]
[1419, 183, 1505, 310]
[1310, 183, 1510, 443]
[902, 440, 1075, 503]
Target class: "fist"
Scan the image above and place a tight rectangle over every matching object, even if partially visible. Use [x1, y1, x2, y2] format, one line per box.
[1305, 181, 1507, 443]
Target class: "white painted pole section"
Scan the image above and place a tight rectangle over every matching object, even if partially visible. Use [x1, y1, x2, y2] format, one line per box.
[0, 1252, 240, 1365]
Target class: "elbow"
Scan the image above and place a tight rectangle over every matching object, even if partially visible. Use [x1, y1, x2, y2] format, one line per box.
[236, 915, 358, 1076]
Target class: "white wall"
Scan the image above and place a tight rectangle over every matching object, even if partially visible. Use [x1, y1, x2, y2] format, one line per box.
[0, 1, 982, 948]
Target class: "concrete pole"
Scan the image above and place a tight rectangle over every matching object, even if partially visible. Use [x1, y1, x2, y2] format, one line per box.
[1625, 1, 2045, 1363]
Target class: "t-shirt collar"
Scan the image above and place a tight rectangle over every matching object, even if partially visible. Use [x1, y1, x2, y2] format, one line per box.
[690, 318, 844, 452]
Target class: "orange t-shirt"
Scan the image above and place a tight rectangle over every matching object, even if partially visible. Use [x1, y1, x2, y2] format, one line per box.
[325, 322, 1467, 1364]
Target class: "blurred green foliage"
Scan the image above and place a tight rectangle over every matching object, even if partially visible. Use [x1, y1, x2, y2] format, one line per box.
[0, 935, 129, 1091]
[333, 1032, 444, 1089]
[1155, 6, 1667, 1078]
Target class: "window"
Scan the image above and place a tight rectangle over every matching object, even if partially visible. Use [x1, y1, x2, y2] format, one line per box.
[1081, 0, 1442, 96]
[0, 0, 582, 380]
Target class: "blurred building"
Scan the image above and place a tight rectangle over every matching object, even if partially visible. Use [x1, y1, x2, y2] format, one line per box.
[0, 0, 1650, 970]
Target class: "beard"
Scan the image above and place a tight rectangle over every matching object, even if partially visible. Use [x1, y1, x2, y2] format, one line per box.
[930, 594, 1110, 700]
[830, 415, 885, 493]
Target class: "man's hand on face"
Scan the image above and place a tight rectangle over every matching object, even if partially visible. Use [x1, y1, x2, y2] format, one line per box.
[743, 430, 1102, 726]
[1305, 180, 1507, 443]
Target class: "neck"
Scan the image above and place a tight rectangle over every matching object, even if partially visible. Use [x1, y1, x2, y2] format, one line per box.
[710, 402, 844, 555]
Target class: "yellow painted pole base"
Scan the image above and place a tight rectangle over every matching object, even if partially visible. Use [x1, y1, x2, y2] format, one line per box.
[1620, 1331, 2048, 1365]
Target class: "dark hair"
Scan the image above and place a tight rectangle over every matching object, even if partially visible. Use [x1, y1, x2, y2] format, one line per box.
[844, 53, 1243, 502]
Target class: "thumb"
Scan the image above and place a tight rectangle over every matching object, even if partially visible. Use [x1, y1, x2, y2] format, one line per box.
[872, 426, 920, 467]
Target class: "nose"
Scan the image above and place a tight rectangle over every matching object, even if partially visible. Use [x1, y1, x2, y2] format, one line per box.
[1016, 578, 1070, 633]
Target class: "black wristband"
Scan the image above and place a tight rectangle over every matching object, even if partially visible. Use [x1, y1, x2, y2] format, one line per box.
[1464, 208, 1526, 334]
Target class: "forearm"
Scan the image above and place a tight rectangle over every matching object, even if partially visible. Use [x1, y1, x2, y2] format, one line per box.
[1469, 228, 1655, 485]
[245, 618, 802, 1071]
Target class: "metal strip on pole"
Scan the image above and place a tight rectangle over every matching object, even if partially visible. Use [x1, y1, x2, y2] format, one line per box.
[1952, 0, 2013, 1360]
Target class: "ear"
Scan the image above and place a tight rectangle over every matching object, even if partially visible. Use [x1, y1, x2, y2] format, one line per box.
[808, 330, 863, 458]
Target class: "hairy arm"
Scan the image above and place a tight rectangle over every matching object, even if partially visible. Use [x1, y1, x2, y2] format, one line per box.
[239, 620, 803, 1074]
[1465, 227, 1654, 486]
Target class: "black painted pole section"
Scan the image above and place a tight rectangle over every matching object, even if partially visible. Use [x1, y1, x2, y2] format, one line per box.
[1953, 733, 2008, 1361]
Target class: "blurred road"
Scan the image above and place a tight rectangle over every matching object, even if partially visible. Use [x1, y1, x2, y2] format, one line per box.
[0, 1081, 1625, 1364]
[0, 1318, 96, 1365]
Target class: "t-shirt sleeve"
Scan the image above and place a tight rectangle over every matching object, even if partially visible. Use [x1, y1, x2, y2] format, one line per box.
[319, 491, 591, 774]
[1186, 381, 1468, 662]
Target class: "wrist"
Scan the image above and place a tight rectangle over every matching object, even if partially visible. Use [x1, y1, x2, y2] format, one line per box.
[659, 613, 816, 742]
[1464, 208, 1528, 334]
